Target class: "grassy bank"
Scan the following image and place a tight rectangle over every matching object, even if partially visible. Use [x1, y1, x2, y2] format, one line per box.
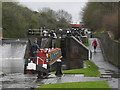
[61, 61, 101, 77]
[84, 43, 89, 47]
[36, 81, 110, 89]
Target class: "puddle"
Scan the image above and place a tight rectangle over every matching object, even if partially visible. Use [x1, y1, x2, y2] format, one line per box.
[63, 74, 75, 77]
[74, 74, 84, 77]
[100, 69, 120, 78]
[105, 70, 115, 73]
[1, 73, 38, 88]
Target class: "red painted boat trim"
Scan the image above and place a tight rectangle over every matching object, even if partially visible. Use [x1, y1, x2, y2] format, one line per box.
[48, 49, 61, 53]
[48, 56, 62, 65]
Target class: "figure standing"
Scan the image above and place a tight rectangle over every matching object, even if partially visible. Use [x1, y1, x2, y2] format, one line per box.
[92, 39, 98, 52]
[31, 40, 40, 57]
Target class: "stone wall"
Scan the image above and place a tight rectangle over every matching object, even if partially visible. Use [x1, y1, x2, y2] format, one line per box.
[61, 36, 89, 69]
[66, 36, 89, 60]
[98, 32, 120, 68]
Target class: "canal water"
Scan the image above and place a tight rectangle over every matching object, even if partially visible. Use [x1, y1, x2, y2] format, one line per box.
[1, 39, 27, 73]
[0, 39, 58, 89]
[0, 39, 40, 89]
[0, 39, 57, 89]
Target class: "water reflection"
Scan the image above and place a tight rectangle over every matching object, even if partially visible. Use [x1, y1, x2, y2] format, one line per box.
[1, 41, 27, 73]
[2, 73, 38, 88]
[0, 39, 31, 89]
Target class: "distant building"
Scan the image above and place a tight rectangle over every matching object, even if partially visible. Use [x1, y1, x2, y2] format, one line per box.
[70, 24, 83, 29]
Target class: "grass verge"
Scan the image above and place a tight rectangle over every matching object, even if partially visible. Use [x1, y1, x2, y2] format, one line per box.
[84, 43, 89, 46]
[36, 81, 110, 89]
[52, 61, 101, 77]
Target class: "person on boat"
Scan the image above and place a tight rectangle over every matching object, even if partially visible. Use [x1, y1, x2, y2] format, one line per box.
[31, 40, 40, 57]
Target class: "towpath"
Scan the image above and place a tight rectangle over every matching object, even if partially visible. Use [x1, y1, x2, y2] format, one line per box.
[88, 38, 119, 89]
[33, 38, 119, 89]
[1, 38, 119, 89]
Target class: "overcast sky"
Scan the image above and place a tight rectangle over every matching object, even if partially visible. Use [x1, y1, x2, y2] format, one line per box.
[3, 0, 118, 23]
[19, 1, 88, 24]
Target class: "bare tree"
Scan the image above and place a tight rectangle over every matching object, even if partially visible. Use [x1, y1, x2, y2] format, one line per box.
[56, 9, 72, 23]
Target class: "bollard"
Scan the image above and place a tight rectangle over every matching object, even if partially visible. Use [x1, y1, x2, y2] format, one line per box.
[37, 71, 43, 79]
[55, 59, 63, 77]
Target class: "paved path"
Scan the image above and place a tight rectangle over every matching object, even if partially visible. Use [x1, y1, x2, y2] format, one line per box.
[1, 73, 108, 88]
[34, 38, 119, 89]
[1, 38, 119, 89]
[88, 38, 118, 73]
[35, 38, 119, 89]
[34, 74, 111, 88]
[88, 38, 119, 89]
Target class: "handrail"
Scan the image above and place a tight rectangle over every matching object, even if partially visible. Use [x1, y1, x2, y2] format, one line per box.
[36, 57, 44, 65]
[25, 57, 47, 59]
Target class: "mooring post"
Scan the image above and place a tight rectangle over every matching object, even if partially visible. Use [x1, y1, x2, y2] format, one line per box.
[55, 59, 63, 77]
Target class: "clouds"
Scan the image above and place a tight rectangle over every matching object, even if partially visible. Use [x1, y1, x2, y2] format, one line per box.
[18, 0, 88, 2]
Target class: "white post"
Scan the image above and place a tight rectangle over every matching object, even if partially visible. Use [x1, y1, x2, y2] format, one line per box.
[89, 50, 91, 60]
[37, 57, 39, 65]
